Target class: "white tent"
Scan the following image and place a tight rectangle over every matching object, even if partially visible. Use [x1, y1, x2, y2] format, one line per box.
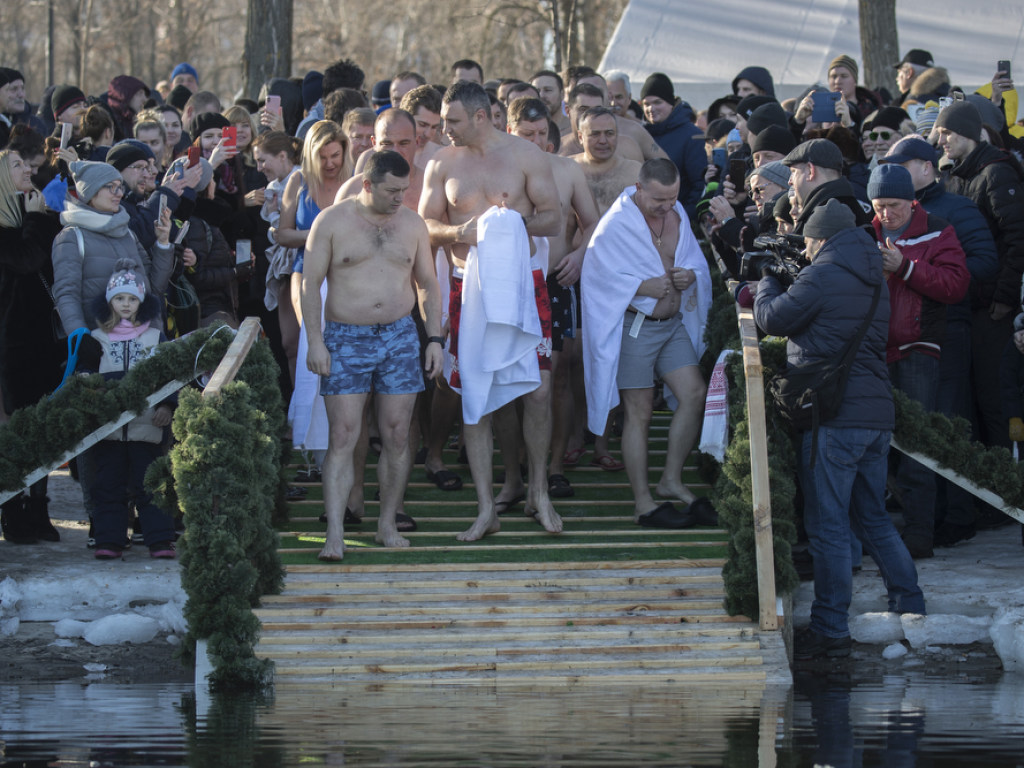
[599, 0, 1024, 111]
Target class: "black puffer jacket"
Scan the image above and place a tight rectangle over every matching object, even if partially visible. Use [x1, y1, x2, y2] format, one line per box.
[753, 226, 893, 431]
[945, 142, 1024, 309]
[793, 177, 871, 235]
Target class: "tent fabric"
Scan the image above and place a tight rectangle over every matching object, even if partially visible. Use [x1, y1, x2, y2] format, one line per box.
[599, 0, 1024, 112]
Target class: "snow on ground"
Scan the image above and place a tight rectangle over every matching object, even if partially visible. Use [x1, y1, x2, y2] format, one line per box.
[793, 525, 1024, 670]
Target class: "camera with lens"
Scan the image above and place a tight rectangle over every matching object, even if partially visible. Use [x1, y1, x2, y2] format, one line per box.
[739, 234, 808, 286]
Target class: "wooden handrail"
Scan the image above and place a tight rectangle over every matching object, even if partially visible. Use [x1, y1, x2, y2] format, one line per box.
[737, 306, 779, 631]
[202, 317, 262, 398]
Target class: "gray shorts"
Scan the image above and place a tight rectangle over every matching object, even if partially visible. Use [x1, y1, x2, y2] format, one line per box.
[320, 315, 424, 396]
[616, 310, 698, 390]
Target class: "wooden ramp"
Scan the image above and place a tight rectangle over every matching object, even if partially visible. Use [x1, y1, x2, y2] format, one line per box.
[255, 417, 791, 685]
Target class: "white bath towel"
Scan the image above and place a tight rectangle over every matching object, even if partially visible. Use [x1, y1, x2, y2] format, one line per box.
[288, 280, 329, 450]
[581, 186, 712, 435]
[459, 206, 542, 425]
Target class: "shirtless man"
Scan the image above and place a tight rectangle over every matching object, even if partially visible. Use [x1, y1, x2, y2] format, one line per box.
[399, 85, 444, 169]
[531, 70, 571, 136]
[507, 97, 600, 499]
[342, 108, 375, 171]
[574, 107, 641, 213]
[303, 150, 442, 561]
[559, 84, 643, 162]
[419, 81, 563, 540]
[390, 70, 425, 109]
[576, 72, 668, 162]
[340, 109, 422, 209]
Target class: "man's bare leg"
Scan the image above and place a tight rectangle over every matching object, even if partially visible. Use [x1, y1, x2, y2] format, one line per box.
[654, 365, 706, 505]
[344, 400, 371, 520]
[620, 387, 657, 520]
[547, 349, 572, 477]
[320, 393, 369, 560]
[458, 416, 500, 541]
[374, 392, 418, 548]
[522, 372, 563, 533]
[493, 402, 526, 510]
[424, 379, 462, 483]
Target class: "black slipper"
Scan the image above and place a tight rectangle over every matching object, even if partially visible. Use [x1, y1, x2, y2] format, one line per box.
[426, 468, 464, 491]
[689, 497, 718, 526]
[396, 512, 418, 532]
[414, 446, 428, 464]
[494, 493, 526, 515]
[319, 508, 363, 526]
[547, 473, 574, 498]
[637, 501, 697, 529]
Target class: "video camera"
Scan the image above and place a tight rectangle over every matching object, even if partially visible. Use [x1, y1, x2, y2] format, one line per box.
[739, 234, 808, 285]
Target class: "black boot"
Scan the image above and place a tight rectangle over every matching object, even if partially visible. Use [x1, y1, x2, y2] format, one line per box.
[26, 495, 59, 542]
[1, 495, 38, 545]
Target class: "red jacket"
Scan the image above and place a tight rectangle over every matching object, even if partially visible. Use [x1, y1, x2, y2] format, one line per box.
[872, 203, 970, 364]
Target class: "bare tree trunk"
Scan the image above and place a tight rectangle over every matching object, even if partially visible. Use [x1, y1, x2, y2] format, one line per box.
[547, 0, 562, 75]
[244, 0, 293, 99]
[859, 0, 899, 96]
[77, 0, 95, 89]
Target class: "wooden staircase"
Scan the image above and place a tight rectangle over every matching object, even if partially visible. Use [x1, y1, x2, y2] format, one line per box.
[255, 418, 791, 685]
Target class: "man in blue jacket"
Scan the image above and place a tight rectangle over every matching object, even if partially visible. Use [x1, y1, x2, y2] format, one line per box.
[640, 73, 704, 220]
[753, 199, 926, 659]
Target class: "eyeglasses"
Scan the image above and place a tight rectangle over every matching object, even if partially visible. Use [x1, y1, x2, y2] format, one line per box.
[101, 181, 125, 195]
[749, 184, 771, 197]
[126, 162, 150, 173]
[864, 130, 894, 141]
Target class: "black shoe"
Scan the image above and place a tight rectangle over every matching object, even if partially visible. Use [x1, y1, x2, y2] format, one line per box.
[1, 496, 37, 545]
[547, 474, 574, 498]
[794, 627, 852, 659]
[901, 535, 934, 560]
[25, 495, 59, 542]
[934, 522, 976, 548]
[975, 506, 1014, 530]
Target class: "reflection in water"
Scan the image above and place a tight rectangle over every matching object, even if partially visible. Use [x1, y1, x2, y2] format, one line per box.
[2, 673, 1024, 766]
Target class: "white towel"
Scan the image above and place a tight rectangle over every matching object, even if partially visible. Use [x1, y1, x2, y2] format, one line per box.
[698, 349, 735, 462]
[581, 186, 712, 435]
[288, 281, 329, 450]
[459, 206, 542, 425]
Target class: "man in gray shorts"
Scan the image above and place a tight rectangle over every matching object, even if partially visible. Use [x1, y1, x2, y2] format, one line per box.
[303, 151, 442, 560]
[581, 158, 713, 528]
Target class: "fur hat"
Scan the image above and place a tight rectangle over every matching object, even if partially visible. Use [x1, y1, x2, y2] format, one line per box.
[804, 198, 856, 239]
[69, 160, 123, 203]
[106, 260, 146, 302]
[867, 164, 915, 200]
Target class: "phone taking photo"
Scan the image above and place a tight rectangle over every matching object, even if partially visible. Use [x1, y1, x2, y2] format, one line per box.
[711, 148, 727, 181]
[265, 95, 281, 115]
[187, 146, 201, 167]
[158, 194, 167, 223]
[998, 60, 1012, 80]
[235, 239, 251, 265]
[811, 91, 841, 123]
[222, 127, 237, 149]
[59, 122, 72, 150]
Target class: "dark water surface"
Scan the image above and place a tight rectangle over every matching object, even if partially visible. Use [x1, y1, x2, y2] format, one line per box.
[3, 672, 1024, 766]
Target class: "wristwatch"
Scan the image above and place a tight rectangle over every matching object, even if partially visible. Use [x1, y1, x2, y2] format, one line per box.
[427, 336, 444, 346]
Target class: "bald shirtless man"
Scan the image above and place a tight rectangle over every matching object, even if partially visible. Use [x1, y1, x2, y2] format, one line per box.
[420, 81, 563, 541]
[559, 84, 643, 162]
[340, 108, 422, 209]
[304, 150, 442, 561]
[507, 97, 600, 498]
[576, 72, 668, 162]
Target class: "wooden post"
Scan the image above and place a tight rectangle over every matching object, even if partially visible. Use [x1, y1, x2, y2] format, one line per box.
[202, 318, 262, 399]
[737, 307, 779, 631]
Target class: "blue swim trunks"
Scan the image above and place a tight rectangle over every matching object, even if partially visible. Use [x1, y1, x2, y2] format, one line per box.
[320, 315, 424, 396]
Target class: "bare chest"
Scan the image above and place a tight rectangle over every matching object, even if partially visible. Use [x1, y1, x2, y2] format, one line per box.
[444, 157, 527, 218]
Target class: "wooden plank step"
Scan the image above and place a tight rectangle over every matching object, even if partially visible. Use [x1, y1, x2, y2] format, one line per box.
[269, 669, 770, 686]
[278, 541, 726, 554]
[278, 559, 727, 573]
[274, 573, 725, 590]
[259, 587, 724, 604]
[256, 614, 753, 631]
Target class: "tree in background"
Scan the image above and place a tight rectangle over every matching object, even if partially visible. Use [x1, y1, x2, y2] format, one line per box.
[859, 0, 899, 97]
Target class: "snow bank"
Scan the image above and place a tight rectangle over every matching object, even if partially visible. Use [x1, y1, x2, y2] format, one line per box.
[990, 607, 1024, 674]
[82, 614, 160, 646]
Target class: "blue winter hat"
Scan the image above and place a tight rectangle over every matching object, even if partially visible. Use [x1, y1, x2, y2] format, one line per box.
[880, 135, 939, 166]
[867, 163, 915, 201]
[171, 62, 199, 84]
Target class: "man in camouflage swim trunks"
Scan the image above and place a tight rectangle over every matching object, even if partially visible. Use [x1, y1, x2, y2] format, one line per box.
[303, 150, 443, 561]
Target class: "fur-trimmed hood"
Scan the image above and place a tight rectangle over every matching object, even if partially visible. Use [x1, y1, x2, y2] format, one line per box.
[907, 67, 951, 101]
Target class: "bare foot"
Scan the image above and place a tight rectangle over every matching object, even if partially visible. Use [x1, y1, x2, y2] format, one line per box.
[655, 481, 696, 505]
[318, 539, 345, 561]
[526, 498, 563, 534]
[374, 526, 410, 548]
[457, 510, 500, 541]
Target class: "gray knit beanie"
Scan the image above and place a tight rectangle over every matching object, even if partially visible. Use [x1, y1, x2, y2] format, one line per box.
[804, 198, 856, 239]
[69, 160, 123, 203]
[934, 101, 983, 143]
[750, 161, 790, 189]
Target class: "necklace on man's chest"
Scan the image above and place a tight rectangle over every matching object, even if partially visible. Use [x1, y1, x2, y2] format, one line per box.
[646, 215, 666, 247]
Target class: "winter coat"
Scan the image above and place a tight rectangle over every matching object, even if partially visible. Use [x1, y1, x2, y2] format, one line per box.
[51, 200, 173, 333]
[916, 181, 999, 320]
[871, 203, 969, 363]
[121, 185, 181, 251]
[179, 215, 238, 320]
[753, 226, 894, 431]
[644, 102, 706, 219]
[732, 67, 775, 98]
[900, 68, 951, 107]
[945, 142, 1024, 309]
[0, 207, 64, 411]
[91, 325, 166, 443]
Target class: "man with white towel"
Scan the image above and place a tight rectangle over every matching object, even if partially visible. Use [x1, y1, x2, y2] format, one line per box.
[582, 158, 714, 528]
[420, 80, 564, 542]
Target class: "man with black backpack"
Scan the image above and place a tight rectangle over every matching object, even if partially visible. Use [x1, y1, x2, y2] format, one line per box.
[752, 198, 926, 660]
